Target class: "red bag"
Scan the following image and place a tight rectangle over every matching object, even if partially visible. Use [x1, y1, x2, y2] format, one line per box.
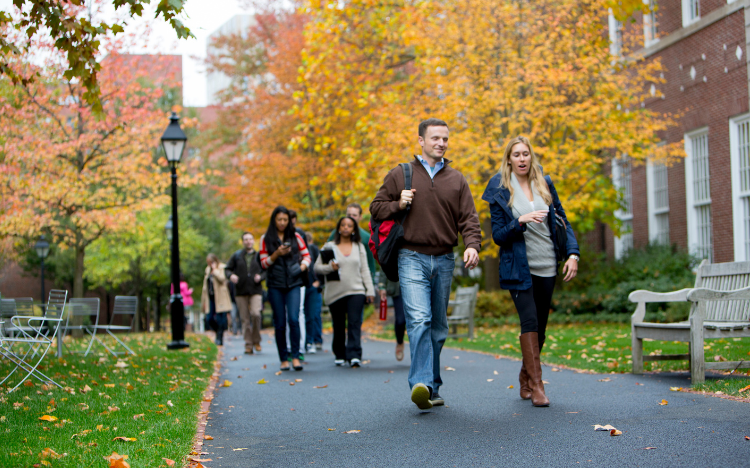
[369, 163, 412, 282]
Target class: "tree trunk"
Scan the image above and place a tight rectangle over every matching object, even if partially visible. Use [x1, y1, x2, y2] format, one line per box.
[74, 245, 85, 298]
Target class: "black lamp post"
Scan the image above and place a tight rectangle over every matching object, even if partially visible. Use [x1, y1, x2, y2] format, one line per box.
[161, 112, 189, 350]
[34, 236, 50, 308]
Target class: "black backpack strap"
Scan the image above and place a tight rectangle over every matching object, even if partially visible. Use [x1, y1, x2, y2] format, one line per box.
[400, 162, 412, 214]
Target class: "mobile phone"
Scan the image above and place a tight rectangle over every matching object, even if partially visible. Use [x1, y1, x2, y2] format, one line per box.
[282, 241, 292, 247]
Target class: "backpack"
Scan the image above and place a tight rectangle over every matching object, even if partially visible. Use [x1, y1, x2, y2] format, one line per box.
[369, 163, 412, 282]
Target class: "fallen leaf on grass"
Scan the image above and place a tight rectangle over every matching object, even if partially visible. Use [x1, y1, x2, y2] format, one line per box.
[444, 367, 456, 371]
[23, 381, 34, 387]
[593, 425, 617, 431]
[204, 435, 214, 440]
[104, 384, 115, 388]
[658, 399, 668, 406]
[597, 378, 611, 382]
[167, 400, 174, 407]
[104, 452, 129, 468]
[112, 437, 137, 442]
[114, 361, 128, 368]
[669, 387, 682, 391]
[313, 385, 328, 389]
[81, 385, 92, 393]
[132, 414, 144, 420]
[610, 429, 622, 436]
[163, 458, 175, 466]
[39, 447, 62, 460]
[738, 385, 750, 393]
[39, 415, 58, 422]
[257, 379, 267, 384]
[344, 430, 361, 434]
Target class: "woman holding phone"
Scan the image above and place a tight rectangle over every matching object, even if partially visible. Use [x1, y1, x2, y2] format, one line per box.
[259, 206, 311, 371]
[314, 216, 375, 367]
[481, 136, 579, 407]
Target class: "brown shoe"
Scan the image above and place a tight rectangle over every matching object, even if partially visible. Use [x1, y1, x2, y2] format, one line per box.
[245, 346, 254, 355]
[254, 344, 262, 352]
[520, 332, 549, 407]
[395, 343, 404, 361]
[519, 362, 532, 400]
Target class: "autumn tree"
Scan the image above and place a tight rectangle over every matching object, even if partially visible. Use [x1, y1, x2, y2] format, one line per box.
[0, 26, 196, 298]
[0, 0, 192, 112]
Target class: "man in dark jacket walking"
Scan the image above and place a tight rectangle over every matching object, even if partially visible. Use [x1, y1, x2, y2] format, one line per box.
[370, 118, 482, 410]
[226, 232, 266, 354]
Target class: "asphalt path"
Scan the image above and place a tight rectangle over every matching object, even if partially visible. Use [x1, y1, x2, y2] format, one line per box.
[201, 331, 749, 467]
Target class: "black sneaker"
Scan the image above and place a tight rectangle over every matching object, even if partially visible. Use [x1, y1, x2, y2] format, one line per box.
[430, 392, 444, 406]
[350, 358, 361, 368]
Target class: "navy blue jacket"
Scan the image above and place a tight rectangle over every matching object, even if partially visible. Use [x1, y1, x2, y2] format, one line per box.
[481, 174, 580, 290]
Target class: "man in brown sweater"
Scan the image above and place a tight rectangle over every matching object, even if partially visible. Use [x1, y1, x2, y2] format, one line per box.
[370, 118, 482, 410]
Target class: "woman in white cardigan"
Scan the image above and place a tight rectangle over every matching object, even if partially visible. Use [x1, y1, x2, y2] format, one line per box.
[314, 216, 375, 367]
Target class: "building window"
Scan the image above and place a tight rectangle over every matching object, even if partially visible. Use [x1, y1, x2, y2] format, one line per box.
[613, 155, 633, 259]
[685, 129, 712, 261]
[682, 0, 700, 27]
[643, 0, 658, 47]
[730, 114, 750, 261]
[608, 10, 624, 56]
[647, 158, 670, 245]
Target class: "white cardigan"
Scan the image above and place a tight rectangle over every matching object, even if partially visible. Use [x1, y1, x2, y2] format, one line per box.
[314, 241, 375, 305]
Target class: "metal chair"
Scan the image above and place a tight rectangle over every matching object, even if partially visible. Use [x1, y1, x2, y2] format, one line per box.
[0, 290, 68, 392]
[60, 298, 100, 356]
[0, 298, 35, 337]
[87, 296, 137, 356]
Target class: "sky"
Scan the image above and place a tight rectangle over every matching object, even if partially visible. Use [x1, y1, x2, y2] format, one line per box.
[0, 0, 251, 107]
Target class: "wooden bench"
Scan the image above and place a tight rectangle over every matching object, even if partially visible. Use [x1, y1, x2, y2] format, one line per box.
[629, 260, 750, 383]
[447, 284, 479, 339]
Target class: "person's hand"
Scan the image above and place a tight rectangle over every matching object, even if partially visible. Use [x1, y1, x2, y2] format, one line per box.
[254, 274, 262, 283]
[330, 260, 339, 271]
[562, 257, 578, 282]
[300, 263, 308, 272]
[399, 189, 416, 210]
[272, 244, 291, 260]
[518, 210, 549, 225]
[229, 274, 239, 284]
[366, 295, 375, 304]
[312, 281, 320, 288]
[463, 247, 479, 270]
[379, 290, 387, 301]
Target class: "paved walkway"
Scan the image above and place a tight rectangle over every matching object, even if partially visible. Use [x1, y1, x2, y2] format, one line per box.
[201, 331, 748, 467]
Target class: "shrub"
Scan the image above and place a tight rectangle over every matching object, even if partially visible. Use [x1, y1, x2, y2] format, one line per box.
[474, 290, 516, 325]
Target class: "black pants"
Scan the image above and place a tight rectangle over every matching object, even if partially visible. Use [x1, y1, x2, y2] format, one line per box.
[392, 295, 406, 345]
[510, 275, 556, 349]
[329, 294, 365, 361]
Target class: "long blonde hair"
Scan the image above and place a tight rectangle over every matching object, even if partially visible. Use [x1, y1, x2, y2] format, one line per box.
[499, 136, 552, 208]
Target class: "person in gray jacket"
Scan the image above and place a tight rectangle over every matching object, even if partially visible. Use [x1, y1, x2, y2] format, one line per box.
[314, 216, 375, 367]
[226, 232, 266, 354]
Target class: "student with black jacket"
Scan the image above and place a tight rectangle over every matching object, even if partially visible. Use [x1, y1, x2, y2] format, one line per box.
[226, 232, 266, 355]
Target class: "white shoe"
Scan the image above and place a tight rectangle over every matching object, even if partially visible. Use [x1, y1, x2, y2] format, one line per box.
[307, 344, 317, 354]
[334, 359, 345, 366]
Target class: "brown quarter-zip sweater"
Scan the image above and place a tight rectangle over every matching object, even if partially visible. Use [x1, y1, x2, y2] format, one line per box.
[369, 156, 482, 256]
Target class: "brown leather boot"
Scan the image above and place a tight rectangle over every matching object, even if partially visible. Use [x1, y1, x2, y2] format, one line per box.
[520, 332, 549, 407]
[518, 363, 532, 400]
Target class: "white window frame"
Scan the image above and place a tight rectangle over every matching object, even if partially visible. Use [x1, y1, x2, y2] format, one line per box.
[681, 0, 700, 27]
[608, 10, 624, 56]
[685, 127, 712, 261]
[646, 155, 670, 245]
[612, 155, 634, 259]
[730, 113, 750, 261]
[643, 0, 659, 47]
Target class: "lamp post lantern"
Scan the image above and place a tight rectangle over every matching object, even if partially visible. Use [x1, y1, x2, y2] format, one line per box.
[161, 112, 189, 350]
[34, 236, 50, 307]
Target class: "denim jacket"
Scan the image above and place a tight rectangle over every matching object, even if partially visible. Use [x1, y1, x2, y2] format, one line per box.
[481, 173, 580, 290]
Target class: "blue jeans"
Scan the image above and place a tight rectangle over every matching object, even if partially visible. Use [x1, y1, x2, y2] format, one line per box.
[305, 286, 323, 346]
[268, 287, 301, 362]
[398, 249, 454, 393]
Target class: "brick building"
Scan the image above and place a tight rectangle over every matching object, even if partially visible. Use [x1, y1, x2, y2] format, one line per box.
[595, 0, 750, 262]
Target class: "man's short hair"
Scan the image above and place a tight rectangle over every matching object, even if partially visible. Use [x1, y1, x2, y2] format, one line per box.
[418, 118, 449, 138]
[346, 203, 363, 215]
[288, 209, 298, 220]
[241, 232, 253, 240]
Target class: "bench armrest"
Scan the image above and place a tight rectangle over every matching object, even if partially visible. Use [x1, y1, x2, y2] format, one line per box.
[687, 285, 750, 302]
[448, 299, 471, 307]
[628, 288, 692, 304]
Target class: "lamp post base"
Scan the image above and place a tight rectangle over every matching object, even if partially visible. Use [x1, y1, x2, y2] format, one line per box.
[167, 340, 190, 350]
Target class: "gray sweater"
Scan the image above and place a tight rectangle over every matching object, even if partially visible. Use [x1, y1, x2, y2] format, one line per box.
[510, 173, 557, 277]
[314, 241, 375, 305]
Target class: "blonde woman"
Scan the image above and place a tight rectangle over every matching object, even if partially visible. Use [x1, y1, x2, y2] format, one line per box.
[481, 136, 580, 407]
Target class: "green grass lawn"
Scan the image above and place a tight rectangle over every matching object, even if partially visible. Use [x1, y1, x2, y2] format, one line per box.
[0, 332, 217, 467]
[375, 322, 750, 397]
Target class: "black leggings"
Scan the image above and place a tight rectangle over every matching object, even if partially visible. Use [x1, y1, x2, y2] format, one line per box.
[392, 295, 406, 344]
[329, 294, 366, 361]
[510, 275, 556, 348]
